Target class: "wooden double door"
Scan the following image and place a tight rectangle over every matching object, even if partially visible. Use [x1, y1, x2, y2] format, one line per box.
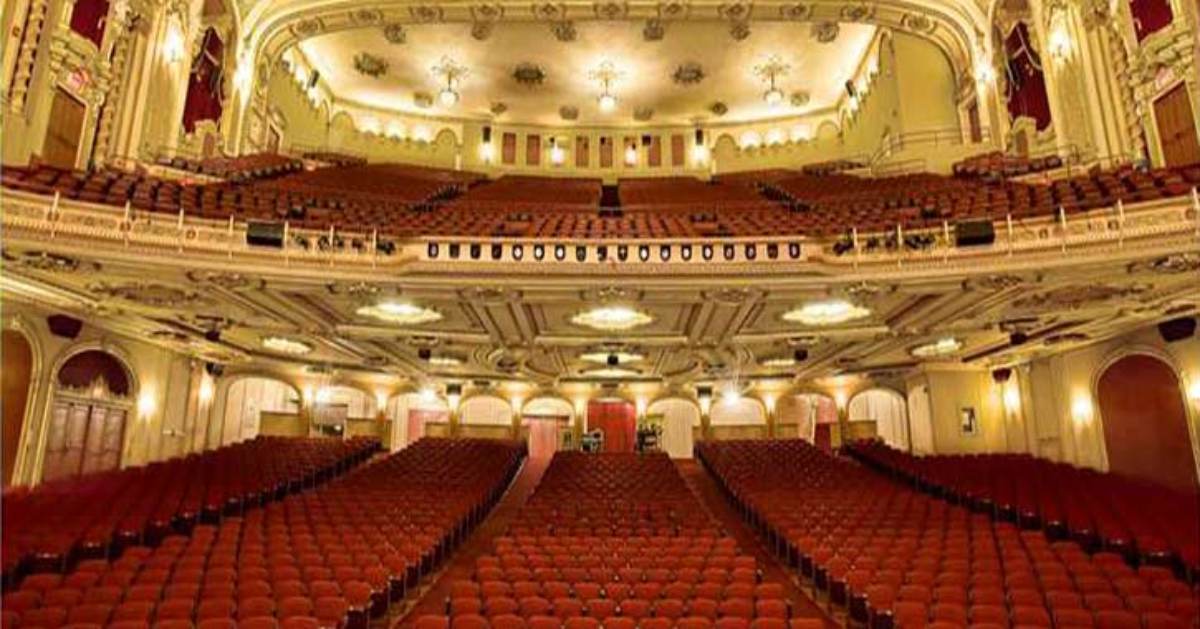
[1154, 84, 1200, 167]
[41, 399, 126, 482]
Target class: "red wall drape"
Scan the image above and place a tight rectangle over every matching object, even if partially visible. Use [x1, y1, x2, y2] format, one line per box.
[523, 416, 565, 460]
[1003, 23, 1052, 132]
[182, 28, 226, 134]
[69, 0, 109, 47]
[1130, 0, 1173, 41]
[407, 409, 446, 447]
[588, 401, 636, 452]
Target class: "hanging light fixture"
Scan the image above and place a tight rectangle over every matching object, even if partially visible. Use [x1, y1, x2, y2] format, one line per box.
[589, 61, 622, 112]
[549, 137, 565, 165]
[431, 56, 468, 108]
[754, 56, 791, 107]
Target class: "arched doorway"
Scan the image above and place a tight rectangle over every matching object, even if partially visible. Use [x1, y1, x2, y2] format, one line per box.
[849, 388, 909, 450]
[312, 385, 375, 437]
[2, 330, 35, 486]
[1097, 354, 1197, 489]
[220, 376, 300, 443]
[460, 395, 514, 440]
[43, 349, 134, 482]
[778, 393, 837, 444]
[384, 392, 449, 451]
[710, 396, 767, 440]
[587, 399, 636, 452]
[646, 398, 698, 459]
[523, 397, 573, 459]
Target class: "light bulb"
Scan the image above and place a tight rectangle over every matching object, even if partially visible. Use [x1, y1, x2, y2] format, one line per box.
[764, 88, 784, 106]
[439, 88, 459, 107]
[624, 145, 637, 166]
[550, 145, 565, 165]
[598, 93, 617, 112]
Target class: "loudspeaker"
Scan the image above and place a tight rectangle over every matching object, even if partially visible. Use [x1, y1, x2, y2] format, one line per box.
[992, 368, 1012, 384]
[46, 314, 83, 339]
[204, 329, 221, 343]
[417, 348, 432, 361]
[955, 220, 996, 247]
[793, 348, 808, 362]
[482, 125, 492, 143]
[694, 128, 703, 144]
[1010, 331, 1029, 346]
[446, 382, 463, 396]
[205, 362, 225, 377]
[246, 221, 285, 248]
[844, 80, 857, 98]
[306, 70, 320, 90]
[607, 353, 619, 367]
[1158, 316, 1197, 343]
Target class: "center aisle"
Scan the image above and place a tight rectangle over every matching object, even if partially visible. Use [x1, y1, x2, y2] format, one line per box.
[676, 460, 836, 627]
[396, 456, 552, 628]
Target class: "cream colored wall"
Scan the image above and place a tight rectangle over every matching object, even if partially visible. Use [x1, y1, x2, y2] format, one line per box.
[908, 365, 1007, 454]
[892, 33, 961, 136]
[1, 302, 205, 486]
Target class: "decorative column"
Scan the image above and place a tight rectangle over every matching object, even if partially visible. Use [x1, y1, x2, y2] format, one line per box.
[6, 0, 51, 114]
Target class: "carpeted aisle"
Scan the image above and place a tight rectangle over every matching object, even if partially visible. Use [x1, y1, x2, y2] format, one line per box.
[393, 455, 551, 628]
[676, 459, 837, 626]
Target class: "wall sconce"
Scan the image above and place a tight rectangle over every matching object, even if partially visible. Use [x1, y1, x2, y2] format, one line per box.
[1047, 14, 1073, 62]
[691, 144, 709, 165]
[974, 54, 995, 85]
[375, 391, 389, 411]
[833, 390, 848, 410]
[1187, 377, 1200, 403]
[549, 138, 565, 166]
[1071, 392, 1093, 426]
[479, 142, 494, 163]
[233, 54, 253, 92]
[162, 18, 186, 64]
[1003, 383, 1021, 414]
[198, 375, 214, 405]
[624, 143, 638, 166]
[138, 390, 156, 419]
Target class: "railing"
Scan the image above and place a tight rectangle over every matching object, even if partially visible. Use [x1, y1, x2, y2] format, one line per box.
[2, 188, 1197, 274]
[869, 127, 994, 165]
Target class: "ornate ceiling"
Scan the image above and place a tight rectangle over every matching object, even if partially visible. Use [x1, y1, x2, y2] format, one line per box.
[292, 20, 879, 125]
[4, 243, 1198, 390]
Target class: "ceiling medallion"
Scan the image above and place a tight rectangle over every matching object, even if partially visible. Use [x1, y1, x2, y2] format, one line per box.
[910, 337, 963, 358]
[633, 107, 654, 121]
[779, 3, 812, 19]
[643, 18, 665, 40]
[811, 21, 840, 43]
[571, 305, 654, 331]
[790, 91, 811, 107]
[551, 20, 577, 42]
[353, 52, 389, 78]
[350, 8, 382, 24]
[593, 1, 628, 19]
[672, 62, 705, 85]
[560, 105, 579, 120]
[262, 336, 313, 355]
[533, 2, 568, 20]
[512, 62, 547, 87]
[382, 23, 407, 43]
[413, 91, 434, 108]
[841, 4, 874, 20]
[292, 18, 324, 37]
[471, 21, 494, 40]
[356, 301, 443, 325]
[729, 21, 751, 40]
[471, 3, 505, 20]
[782, 299, 871, 326]
[408, 5, 445, 22]
[709, 101, 729, 116]
[657, 1, 690, 19]
[490, 102, 509, 115]
[902, 13, 936, 32]
[718, 2, 752, 20]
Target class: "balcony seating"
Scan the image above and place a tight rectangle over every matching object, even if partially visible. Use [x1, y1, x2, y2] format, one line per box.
[422, 452, 801, 629]
[155, 154, 304, 182]
[1, 438, 524, 629]
[3, 160, 1198, 240]
[2, 437, 380, 585]
[845, 441, 1200, 578]
[696, 440, 1199, 629]
[300, 152, 368, 168]
[953, 151, 1066, 180]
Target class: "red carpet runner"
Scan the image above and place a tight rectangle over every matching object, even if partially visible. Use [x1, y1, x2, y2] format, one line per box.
[676, 460, 836, 626]
[395, 456, 551, 627]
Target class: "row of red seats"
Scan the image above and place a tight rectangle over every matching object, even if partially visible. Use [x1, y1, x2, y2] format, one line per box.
[450, 176, 602, 209]
[844, 441, 1200, 577]
[696, 440, 1198, 629]
[2, 437, 379, 586]
[155, 154, 303, 182]
[618, 178, 767, 209]
[2, 438, 526, 629]
[415, 452, 820, 629]
[952, 151, 1065, 181]
[299, 153, 367, 168]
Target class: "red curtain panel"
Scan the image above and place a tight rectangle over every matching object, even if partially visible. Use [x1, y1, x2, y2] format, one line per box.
[588, 401, 636, 452]
[1130, 0, 1173, 41]
[182, 28, 226, 134]
[69, 0, 109, 47]
[1003, 23, 1051, 132]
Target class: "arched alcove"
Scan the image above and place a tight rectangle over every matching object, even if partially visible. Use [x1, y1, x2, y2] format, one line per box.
[523, 397, 573, 459]
[710, 396, 767, 441]
[907, 385, 934, 454]
[646, 398, 698, 459]
[385, 392, 449, 451]
[1097, 354, 1196, 489]
[778, 393, 837, 443]
[849, 388, 909, 450]
[2, 330, 35, 486]
[44, 349, 135, 482]
[221, 376, 300, 443]
[460, 395, 512, 426]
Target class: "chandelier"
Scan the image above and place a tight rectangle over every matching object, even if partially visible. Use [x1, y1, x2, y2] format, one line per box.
[589, 60, 622, 112]
[754, 56, 791, 106]
[431, 56, 469, 107]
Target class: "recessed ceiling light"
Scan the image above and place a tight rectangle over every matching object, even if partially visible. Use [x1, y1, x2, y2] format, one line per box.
[760, 356, 796, 368]
[911, 337, 963, 358]
[356, 301, 442, 325]
[262, 336, 312, 355]
[583, 366, 640, 378]
[428, 355, 462, 367]
[782, 300, 870, 326]
[571, 306, 653, 331]
[581, 351, 644, 365]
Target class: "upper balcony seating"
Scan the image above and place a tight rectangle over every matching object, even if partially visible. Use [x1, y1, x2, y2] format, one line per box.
[697, 440, 1199, 629]
[3, 161, 1198, 240]
[155, 154, 304, 182]
[1, 438, 525, 629]
[417, 452, 803, 629]
[617, 177, 769, 209]
[300, 152, 368, 168]
[953, 151, 1066, 181]
[1, 437, 380, 584]
[845, 441, 1200, 577]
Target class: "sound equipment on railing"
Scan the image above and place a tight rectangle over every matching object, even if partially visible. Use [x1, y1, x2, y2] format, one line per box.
[204, 329, 222, 343]
[954, 219, 995, 247]
[205, 362, 225, 377]
[418, 348, 432, 361]
[1009, 331, 1029, 346]
[794, 348, 808, 362]
[1158, 316, 1196, 342]
[47, 314, 83, 339]
[307, 70, 321, 90]
[482, 125, 492, 143]
[607, 353, 620, 367]
[992, 368, 1012, 383]
[246, 221, 285, 248]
